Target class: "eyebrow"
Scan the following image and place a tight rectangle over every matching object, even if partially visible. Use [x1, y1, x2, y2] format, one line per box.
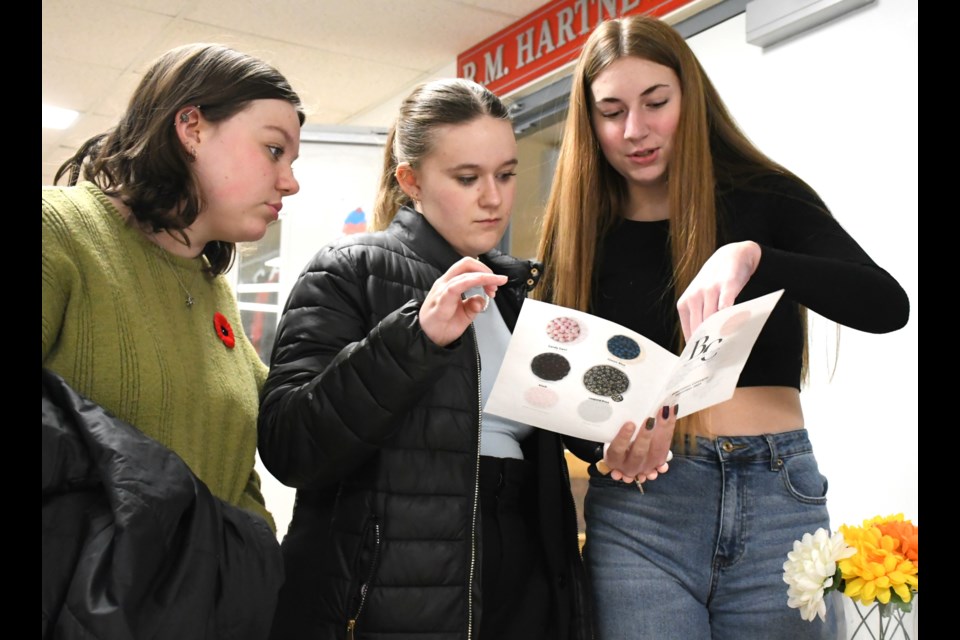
[595, 83, 670, 104]
[449, 159, 519, 171]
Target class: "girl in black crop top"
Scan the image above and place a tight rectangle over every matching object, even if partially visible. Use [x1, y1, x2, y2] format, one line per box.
[535, 15, 909, 640]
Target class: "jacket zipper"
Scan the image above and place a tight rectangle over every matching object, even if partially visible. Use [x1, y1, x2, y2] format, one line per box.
[346, 519, 382, 640]
[467, 323, 482, 640]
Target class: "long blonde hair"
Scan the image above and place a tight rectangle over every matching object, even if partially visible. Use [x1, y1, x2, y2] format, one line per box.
[536, 15, 816, 438]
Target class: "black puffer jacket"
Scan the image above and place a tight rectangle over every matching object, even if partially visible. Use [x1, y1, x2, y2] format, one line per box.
[259, 207, 591, 640]
[42, 368, 283, 640]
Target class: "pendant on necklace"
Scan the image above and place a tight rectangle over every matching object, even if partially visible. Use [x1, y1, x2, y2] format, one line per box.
[186, 295, 195, 308]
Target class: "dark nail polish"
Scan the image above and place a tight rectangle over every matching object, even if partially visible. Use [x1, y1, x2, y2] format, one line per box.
[645, 417, 655, 430]
[673, 404, 679, 417]
[661, 405, 670, 420]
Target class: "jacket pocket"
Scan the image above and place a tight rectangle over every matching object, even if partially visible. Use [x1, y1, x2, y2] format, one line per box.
[346, 514, 382, 640]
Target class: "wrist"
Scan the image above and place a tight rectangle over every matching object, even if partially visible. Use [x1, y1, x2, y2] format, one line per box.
[595, 442, 611, 474]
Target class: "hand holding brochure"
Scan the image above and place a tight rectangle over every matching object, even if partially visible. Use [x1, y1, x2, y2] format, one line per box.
[484, 290, 784, 443]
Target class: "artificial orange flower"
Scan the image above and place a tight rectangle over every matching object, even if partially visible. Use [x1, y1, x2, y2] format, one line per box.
[876, 515, 918, 565]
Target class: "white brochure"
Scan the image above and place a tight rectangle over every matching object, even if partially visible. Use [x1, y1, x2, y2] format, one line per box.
[484, 289, 784, 442]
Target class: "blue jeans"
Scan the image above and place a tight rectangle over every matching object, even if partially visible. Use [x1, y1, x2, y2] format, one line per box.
[583, 429, 844, 640]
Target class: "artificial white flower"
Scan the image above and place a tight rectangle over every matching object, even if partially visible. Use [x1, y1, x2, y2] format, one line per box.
[782, 528, 856, 621]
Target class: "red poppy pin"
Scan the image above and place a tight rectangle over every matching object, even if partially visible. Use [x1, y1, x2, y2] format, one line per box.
[213, 312, 236, 349]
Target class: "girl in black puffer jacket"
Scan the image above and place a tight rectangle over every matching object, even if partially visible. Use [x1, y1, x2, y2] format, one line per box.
[259, 78, 592, 640]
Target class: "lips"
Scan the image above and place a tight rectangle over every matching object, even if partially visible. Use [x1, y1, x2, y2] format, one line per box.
[626, 147, 659, 166]
[267, 202, 283, 219]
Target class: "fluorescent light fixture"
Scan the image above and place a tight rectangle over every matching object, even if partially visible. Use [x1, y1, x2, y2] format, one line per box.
[42, 104, 79, 129]
[746, 0, 875, 48]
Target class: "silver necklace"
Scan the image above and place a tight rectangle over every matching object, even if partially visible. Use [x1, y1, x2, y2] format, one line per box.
[158, 248, 199, 308]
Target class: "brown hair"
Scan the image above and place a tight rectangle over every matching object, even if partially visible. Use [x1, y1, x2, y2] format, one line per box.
[536, 15, 818, 437]
[55, 43, 305, 275]
[372, 78, 512, 230]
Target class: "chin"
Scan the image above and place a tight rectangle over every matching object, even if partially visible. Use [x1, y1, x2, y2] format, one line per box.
[239, 227, 269, 243]
[476, 242, 502, 256]
[631, 167, 667, 183]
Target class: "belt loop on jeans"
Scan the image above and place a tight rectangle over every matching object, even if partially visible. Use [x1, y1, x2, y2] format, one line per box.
[763, 434, 783, 471]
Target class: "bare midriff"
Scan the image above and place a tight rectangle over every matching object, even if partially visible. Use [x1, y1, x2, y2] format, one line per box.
[699, 386, 804, 437]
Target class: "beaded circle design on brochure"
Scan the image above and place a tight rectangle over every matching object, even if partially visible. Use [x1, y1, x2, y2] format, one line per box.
[526, 316, 651, 423]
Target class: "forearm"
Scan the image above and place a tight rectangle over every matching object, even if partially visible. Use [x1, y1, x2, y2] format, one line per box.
[753, 245, 909, 333]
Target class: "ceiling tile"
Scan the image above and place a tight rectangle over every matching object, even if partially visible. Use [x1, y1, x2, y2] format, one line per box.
[42, 57, 120, 112]
[182, 0, 549, 69]
[42, 0, 557, 184]
[42, 0, 176, 70]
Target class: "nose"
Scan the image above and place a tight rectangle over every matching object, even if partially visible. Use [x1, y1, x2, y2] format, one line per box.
[478, 175, 502, 209]
[623, 109, 648, 141]
[278, 164, 300, 196]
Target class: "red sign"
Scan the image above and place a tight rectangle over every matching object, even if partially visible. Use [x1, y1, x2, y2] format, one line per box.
[458, 0, 699, 95]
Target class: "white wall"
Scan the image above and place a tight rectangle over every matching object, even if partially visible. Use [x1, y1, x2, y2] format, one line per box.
[686, 1, 918, 527]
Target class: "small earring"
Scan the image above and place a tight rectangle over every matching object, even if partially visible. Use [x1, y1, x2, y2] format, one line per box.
[189, 146, 197, 159]
[179, 112, 190, 123]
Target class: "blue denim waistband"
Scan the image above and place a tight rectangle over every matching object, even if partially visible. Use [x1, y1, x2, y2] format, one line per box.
[680, 428, 814, 470]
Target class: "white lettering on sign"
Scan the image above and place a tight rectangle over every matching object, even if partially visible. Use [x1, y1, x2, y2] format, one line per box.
[485, 45, 507, 82]
[458, 0, 699, 90]
[556, 8, 576, 46]
[516, 27, 535, 70]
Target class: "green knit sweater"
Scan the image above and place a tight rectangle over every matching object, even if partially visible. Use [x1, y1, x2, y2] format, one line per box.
[42, 182, 274, 530]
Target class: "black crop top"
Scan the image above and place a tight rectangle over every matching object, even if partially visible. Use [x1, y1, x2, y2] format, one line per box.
[592, 175, 910, 391]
